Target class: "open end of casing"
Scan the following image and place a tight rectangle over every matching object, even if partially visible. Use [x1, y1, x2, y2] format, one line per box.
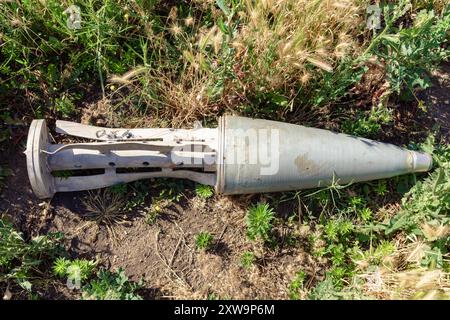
[25, 119, 55, 199]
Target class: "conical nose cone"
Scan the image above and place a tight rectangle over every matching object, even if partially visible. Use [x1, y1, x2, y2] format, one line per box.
[217, 116, 432, 194]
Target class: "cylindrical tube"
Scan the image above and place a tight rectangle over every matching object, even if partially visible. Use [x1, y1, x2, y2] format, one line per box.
[216, 116, 432, 194]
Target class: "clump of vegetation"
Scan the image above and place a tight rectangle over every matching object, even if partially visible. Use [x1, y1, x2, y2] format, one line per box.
[53, 257, 144, 300]
[246, 203, 274, 242]
[195, 232, 214, 251]
[154, 179, 185, 202]
[145, 203, 162, 226]
[82, 268, 143, 300]
[342, 107, 393, 138]
[53, 257, 97, 287]
[0, 218, 63, 294]
[0, 218, 145, 300]
[240, 251, 255, 269]
[370, 3, 450, 95]
[289, 270, 306, 300]
[308, 276, 368, 300]
[82, 189, 127, 225]
[195, 184, 214, 199]
[386, 144, 450, 235]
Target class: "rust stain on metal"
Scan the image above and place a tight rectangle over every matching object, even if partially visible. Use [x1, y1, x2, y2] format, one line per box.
[294, 154, 321, 175]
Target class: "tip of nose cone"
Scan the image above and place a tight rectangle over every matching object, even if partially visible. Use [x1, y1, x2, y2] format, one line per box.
[410, 151, 433, 172]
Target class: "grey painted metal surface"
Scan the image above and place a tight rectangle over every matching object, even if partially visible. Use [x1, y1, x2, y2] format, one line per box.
[216, 116, 432, 194]
[25, 116, 432, 199]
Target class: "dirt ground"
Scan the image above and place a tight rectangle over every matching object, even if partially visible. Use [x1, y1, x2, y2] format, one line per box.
[419, 62, 450, 142]
[1, 62, 449, 300]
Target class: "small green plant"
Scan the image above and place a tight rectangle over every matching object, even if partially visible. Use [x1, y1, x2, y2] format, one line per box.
[358, 207, 373, 223]
[82, 268, 142, 300]
[54, 95, 76, 117]
[207, 292, 219, 300]
[348, 196, 365, 210]
[289, 270, 306, 300]
[145, 201, 164, 225]
[109, 183, 128, 197]
[308, 277, 341, 300]
[195, 184, 214, 199]
[246, 203, 274, 242]
[195, 232, 214, 251]
[154, 179, 184, 202]
[324, 219, 354, 243]
[352, 240, 396, 267]
[321, 218, 357, 286]
[145, 210, 159, 225]
[342, 107, 392, 139]
[240, 251, 255, 269]
[124, 181, 148, 211]
[342, 113, 382, 138]
[308, 276, 367, 300]
[374, 180, 388, 196]
[53, 257, 97, 284]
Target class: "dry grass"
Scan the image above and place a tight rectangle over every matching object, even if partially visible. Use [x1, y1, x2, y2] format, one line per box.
[230, 0, 369, 94]
[81, 189, 130, 241]
[357, 223, 450, 300]
[107, 61, 215, 127]
[361, 267, 450, 300]
[101, 0, 371, 127]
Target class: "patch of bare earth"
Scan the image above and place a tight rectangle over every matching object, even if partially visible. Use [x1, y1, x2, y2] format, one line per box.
[44, 190, 324, 299]
[418, 62, 450, 142]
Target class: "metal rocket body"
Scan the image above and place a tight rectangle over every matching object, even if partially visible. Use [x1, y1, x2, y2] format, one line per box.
[216, 116, 432, 194]
[25, 116, 432, 199]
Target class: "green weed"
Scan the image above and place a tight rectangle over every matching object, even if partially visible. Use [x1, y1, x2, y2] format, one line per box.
[371, 4, 450, 95]
[289, 270, 306, 300]
[124, 181, 149, 211]
[82, 268, 142, 300]
[373, 180, 388, 196]
[246, 203, 274, 242]
[342, 107, 393, 138]
[53, 257, 97, 285]
[0, 218, 63, 292]
[145, 208, 160, 226]
[308, 276, 369, 300]
[240, 251, 255, 269]
[386, 146, 449, 235]
[195, 232, 214, 251]
[54, 94, 76, 117]
[154, 179, 185, 202]
[195, 184, 214, 199]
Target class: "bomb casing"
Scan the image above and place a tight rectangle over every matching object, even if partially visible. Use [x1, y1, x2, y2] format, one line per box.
[25, 116, 432, 199]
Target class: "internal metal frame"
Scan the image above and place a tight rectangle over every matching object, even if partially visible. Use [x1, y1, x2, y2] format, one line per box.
[26, 119, 218, 198]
